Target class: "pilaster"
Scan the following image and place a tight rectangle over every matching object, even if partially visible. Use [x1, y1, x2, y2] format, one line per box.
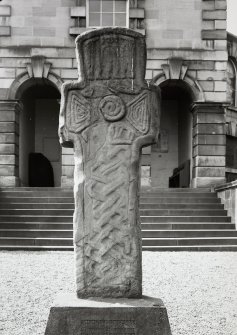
[191, 102, 226, 188]
[61, 146, 74, 188]
[0, 100, 21, 186]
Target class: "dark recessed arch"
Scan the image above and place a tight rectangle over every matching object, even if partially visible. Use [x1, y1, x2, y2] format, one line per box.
[7, 71, 63, 100]
[150, 75, 205, 102]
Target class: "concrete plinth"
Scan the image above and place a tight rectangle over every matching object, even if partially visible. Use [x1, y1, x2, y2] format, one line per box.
[44, 293, 172, 335]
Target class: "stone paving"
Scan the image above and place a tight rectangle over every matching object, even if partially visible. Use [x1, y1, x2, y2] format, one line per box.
[0, 251, 237, 335]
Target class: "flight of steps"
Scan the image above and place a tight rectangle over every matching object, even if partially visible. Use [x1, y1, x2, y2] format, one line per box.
[0, 187, 237, 251]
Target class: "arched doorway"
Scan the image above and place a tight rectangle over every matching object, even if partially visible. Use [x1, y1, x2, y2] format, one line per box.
[150, 80, 194, 188]
[17, 79, 61, 187]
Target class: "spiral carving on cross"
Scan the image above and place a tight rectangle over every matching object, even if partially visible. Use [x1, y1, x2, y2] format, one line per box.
[99, 95, 126, 121]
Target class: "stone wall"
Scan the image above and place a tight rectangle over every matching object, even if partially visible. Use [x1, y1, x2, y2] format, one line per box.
[0, 0, 229, 187]
[145, 0, 227, 103]
[0, 0, 77, 101]
[0, 0, 228, 101]
[0, 0, 76, 47]
[145, 0, 203, 49]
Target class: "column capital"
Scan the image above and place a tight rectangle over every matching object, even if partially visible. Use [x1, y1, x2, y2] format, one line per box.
[0, 100, 23, 112]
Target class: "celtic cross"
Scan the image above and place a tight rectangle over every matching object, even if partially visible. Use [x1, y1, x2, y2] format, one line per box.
[59, 28, 160, 298]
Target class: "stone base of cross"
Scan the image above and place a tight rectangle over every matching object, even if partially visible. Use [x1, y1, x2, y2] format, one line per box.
[45, 294, 172, 335]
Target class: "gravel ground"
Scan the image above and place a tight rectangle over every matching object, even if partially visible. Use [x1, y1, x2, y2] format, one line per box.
[0, 251, 237, 335]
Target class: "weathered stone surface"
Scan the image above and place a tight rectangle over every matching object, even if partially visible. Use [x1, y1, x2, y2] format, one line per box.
[202, 29, 227, 40]
[0, 133, 18, 144]
[193, 112, 225, 125]
[193, 166, 225, 177]
[0, 165, 17, 176]
[70, 6, 86, 18]
[59, 28, 160, 298]
[215, 20, 227, 30]
[129, 8, 145, 19]
[44, 294, 171, 335]
[0, 176, 19, 186]
[193, 156, 225, 167]
[0, 154, 18, 165]
[202, 10, 227, 20]
[193, 134, 226, 146]
[192, 176, 226, 188]
[0, 5, 11, 16]
[0, 122, 17, 133]
[0, 110, 18, 122]
[193, 144, 225, 156]
[0, 26, 11, 36]
[193, 124, 225, 135]
[0, 143, 16, 154]
[214, 40, 227, 50]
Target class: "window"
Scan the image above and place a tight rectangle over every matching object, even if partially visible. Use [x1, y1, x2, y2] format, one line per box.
[87, 0, 128, 28]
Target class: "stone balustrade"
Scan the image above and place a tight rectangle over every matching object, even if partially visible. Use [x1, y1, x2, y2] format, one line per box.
[215, 180, 237, 228]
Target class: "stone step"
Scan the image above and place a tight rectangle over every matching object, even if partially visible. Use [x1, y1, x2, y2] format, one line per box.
[142, 230, 237, 238]
[0, 216, 73, 223]
[141, 222, 235, 230]
[0, 222, 234, 230]
[0, 222, 73, 229]
[0, 221, 235, 230]
[141, 216, 231, 222]
[140, 192, 216, 198]
[1, 245, 237, 251]
[142, 246, 237, 251]
[140, 203, 224, 209]
[0, 237, 73, 246]
[142, 237, 237, 246]
[0, 215, 230, 223]
[141, 187, 211, 192]
[0, 229, 73, 238]
[0, 203, 224, 210]
[0, 209, 74, 215]
[0, 195, 218, 203]
[1, 229, 237, 239]
[0, 187, 71, 191]
[0, 197, 220, 205]
[140, 209, 227, 216]
[0, 203, 75, 209]
[1, 187, 209, 192]
[0, 187, 234, 251]
[0, 197, 74, 203]
[0, 209, 227, 216]
[1, 237, 237, 248]
[0, 245, 74, 250]
[140, 197, 220, 204]
[0, 191, 73, 197]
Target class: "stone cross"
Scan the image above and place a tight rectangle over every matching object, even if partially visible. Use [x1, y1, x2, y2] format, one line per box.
[59, 28, 160, 298]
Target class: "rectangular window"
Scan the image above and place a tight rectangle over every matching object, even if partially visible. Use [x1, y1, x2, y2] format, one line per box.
[87, 0, 128, 28]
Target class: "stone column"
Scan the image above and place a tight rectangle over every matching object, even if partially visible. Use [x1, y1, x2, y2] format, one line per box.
[0, 100, 21, 187]
[191, 102, 226, 188]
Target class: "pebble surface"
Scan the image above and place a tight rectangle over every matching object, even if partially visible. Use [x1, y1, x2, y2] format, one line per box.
[1, 251, 237, 335]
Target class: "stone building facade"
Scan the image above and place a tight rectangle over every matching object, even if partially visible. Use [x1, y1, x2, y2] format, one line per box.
[0, 0, 236, 189]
